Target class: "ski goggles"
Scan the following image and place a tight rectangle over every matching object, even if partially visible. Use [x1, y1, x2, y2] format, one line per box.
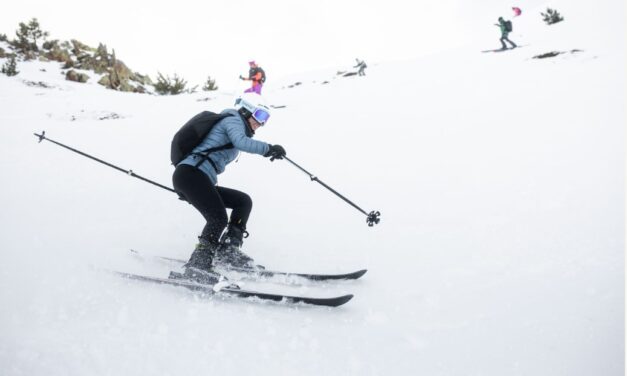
[251, 107, 270, 125]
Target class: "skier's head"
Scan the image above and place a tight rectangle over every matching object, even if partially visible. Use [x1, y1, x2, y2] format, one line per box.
[234, 93, 271, 130]
[498, 17, 504, 22]
[248, 60, 257, 67]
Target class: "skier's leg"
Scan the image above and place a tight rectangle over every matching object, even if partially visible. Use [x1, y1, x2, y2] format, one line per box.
[214, 186, 257, 268]
[173, 164, 228, 243]
[216, 186, 253, 229]
[499, 37, 507, 49]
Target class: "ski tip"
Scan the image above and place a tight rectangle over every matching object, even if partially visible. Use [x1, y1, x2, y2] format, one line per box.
[334, 294, 354, 307]
[354, 269, 368, 279]
[294, 293, 354, 307]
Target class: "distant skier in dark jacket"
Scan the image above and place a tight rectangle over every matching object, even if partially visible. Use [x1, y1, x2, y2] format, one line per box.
[495, 17, 517, 50]
[173, 93, 286, 281]
[354, 58, 367, 76]
[239, 61, 265, 94]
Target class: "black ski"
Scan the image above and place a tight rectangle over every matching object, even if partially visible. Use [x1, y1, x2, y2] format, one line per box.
[113, 271, 354, 307]
[481, 45, 527, 53]
[130, 249, 367, 281]
[219, 265, 368, 281]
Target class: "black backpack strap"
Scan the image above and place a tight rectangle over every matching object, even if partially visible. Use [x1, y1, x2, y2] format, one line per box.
[191, 143, 234, 170]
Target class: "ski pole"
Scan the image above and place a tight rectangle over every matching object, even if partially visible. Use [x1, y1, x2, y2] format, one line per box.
[282, 156, 381, 227]
[33, 131, 176, 194]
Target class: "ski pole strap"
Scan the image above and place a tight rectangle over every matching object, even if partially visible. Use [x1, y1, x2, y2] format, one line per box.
[34, 131, 176, 194]
[283, 156, 381, 227]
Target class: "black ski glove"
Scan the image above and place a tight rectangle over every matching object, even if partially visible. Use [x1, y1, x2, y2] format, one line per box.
[264, 144, 286, 161]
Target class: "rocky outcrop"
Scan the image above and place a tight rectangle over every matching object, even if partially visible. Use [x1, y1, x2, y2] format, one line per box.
[3, 18, 167, 94]
[8, 34, 153, 93]
[95, 50, 151, 93]
[65, 69, 89, 83]
[42, 40, 73, 65]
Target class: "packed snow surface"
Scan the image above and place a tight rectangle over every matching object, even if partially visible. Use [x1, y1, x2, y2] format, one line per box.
[0, 1, 624, 375]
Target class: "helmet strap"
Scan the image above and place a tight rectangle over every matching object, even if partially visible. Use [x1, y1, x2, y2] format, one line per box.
[237, 109, 255, 135]
[238, 107, 252, 119]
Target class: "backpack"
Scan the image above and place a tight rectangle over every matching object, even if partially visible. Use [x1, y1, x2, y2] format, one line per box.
[170, 111, 234, 165]
[504, 20, 513, 32]
[256, 67, 266, 83]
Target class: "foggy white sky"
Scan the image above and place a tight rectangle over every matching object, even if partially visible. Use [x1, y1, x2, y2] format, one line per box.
[2, 0, 542, 90]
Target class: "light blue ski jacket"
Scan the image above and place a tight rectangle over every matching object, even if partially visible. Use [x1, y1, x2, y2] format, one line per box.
[177, 109, 270, 184]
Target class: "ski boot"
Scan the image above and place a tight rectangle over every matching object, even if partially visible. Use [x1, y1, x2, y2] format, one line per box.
[213, 224, 257, 269]
[181, 238, 222, 284]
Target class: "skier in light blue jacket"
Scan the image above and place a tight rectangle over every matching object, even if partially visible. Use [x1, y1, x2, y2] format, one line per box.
[173, 93, 286, 277]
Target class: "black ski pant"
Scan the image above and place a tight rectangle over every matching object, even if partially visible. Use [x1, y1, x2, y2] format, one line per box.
[500, 35, 517, 49]
[172, 164, 252, 244]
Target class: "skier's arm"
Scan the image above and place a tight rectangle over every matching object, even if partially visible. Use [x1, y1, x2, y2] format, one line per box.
[223, 118, 270, 155]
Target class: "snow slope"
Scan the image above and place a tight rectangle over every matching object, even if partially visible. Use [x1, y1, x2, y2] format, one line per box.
[0, 1, 624, 375]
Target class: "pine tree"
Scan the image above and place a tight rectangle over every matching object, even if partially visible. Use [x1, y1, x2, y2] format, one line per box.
[27, 18, 49, 46]
[14, 18, 49, 53]
[154, 72, 187, 95]
[1, 56, 19, 76]
[202, 76, 219, 91]
[14, 23, 32, 51]
[541, 8, 564, 25]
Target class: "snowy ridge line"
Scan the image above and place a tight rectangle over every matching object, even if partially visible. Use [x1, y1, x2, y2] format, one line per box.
[129, 249, 368, 281]
[111, 270, 354, 307]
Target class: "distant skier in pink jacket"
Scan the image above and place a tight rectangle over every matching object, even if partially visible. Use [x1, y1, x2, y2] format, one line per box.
[512, 7, 522, 17]
[239, 61, 265, 94]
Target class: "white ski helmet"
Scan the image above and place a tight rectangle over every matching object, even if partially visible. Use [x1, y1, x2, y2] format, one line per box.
[234, 93, 271, 125]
